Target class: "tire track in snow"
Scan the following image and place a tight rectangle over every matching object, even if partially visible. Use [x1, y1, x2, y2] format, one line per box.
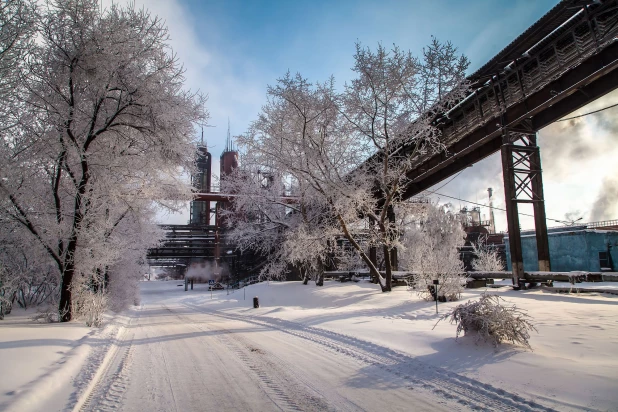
[159, 306, 181, 412]
[164, 303, 342, 412]
[216, 332, 310, 411]
[74, 311, 138, 412]
[78, 334, 135, 412]
[185, 303, 556, 412]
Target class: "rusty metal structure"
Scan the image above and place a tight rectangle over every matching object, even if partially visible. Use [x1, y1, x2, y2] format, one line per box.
[397, 0, 618, 288]
[148, 126, 244, 280]
[189, 142, 212, 225]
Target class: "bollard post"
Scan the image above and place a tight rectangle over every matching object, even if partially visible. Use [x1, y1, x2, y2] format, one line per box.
[184, 278, 188, 291]
[191, 279, 194, 290]
[433, 279, 439, 314]
[253, 296, 259, 308]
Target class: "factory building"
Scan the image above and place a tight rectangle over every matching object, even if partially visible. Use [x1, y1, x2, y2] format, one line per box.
[504, 221, 618, 272]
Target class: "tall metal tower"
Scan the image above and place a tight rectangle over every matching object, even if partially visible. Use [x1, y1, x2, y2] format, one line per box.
[190, 128, 212, 225]
[220, 119, 238, 176]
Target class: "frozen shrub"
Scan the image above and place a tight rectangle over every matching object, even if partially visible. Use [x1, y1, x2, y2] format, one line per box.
[72, 283, 108, 327]
[32, 307, 59, 323]
[471, 238, 504, 272]
[402, 204, 467, 301]
[413, 272, 468, 301]
[437, 294, 537, 349]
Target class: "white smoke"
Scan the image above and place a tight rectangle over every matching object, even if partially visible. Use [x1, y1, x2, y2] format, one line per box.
[185, 260, 229, 282]
[590, 174, 618, 222]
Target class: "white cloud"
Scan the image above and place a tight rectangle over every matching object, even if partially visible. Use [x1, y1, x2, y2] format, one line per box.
[102, 0, 269, 224]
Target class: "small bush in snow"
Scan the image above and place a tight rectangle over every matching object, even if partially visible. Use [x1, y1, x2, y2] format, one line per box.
[72, 284, 108, 327]
[471, 239, 504, 272]
[401, 204, 467, 301]
[32, 307, 59, 323]
[437, 294, 537, 349]
[413, 272, 468, 301]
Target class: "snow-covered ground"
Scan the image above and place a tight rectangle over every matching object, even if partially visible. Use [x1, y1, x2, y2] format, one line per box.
[0, 308, 129, 412]
[186, 281, 618, 411]
[1, 280, 617, 411]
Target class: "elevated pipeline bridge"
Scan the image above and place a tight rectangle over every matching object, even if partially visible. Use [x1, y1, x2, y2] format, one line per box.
[147, 225, 223, 262]
[146, 224, 264, 281]
[386, 0, 618, 287]
[401, 0, 618, 197]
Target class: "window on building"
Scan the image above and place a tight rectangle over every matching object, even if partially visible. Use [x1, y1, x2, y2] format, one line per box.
[599, 251, 610, 270]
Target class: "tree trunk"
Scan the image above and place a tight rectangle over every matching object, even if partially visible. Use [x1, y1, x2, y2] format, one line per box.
[59, 263, 74, 322]
[316, 271, 324, 286]
[336, 214, 386, 291]
[58, 189, 87, 321]
[382, 246, 393, 292]
[104, 266, 109, 291]
[382, 245, 393, 291]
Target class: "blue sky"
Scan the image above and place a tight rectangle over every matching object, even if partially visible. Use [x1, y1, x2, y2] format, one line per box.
[150, 0, 558, 142]
[105, 0, 618, 229]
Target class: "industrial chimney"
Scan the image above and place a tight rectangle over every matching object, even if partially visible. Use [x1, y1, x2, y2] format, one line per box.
[190, 130, 212, 225]
[488, 187, 496, 234]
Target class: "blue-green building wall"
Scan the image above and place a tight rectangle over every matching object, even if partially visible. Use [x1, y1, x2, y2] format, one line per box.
[505, 229, 618, 272]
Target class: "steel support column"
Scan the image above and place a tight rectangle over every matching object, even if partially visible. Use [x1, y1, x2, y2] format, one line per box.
[214, 202, 221, 270]
[529, 135, 551, 272]
[501, 132, 551, 288]
[387, 206, 398, 271]
[368, 216, 378, 268]
[501, 138, 524, 289]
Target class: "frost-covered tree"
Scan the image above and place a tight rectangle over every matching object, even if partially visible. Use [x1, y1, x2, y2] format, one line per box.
[400, 203, 467, 301]
[0, 0, 36, 101]
[0, 0, 205, 321]
[344, 41, 468, 291]
[225, 41, 468, 292]
[223, 150, 343, 283]
[471, 237, 505, 272]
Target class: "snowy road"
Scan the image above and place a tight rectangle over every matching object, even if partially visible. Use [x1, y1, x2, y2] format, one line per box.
[76, 285, 557, 412]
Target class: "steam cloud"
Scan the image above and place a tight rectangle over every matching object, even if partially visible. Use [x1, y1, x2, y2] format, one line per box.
[185, 260, 228, 281]
[590, 174, 618, 222]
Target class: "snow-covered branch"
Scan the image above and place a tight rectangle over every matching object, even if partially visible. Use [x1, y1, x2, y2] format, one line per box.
[225, 40, 469, 292]
[0, 0, 204, 321]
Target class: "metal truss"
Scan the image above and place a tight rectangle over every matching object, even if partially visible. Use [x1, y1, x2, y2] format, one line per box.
[504, 133, 544, 203]
[501, 132, 551, 288]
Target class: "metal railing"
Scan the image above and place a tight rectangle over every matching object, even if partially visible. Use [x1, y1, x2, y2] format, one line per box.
[587, 219, 618, 229]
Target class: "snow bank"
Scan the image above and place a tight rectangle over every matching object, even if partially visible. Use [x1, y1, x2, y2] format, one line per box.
[0, 308, 126, 412]
[0, 309, 90, 410]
